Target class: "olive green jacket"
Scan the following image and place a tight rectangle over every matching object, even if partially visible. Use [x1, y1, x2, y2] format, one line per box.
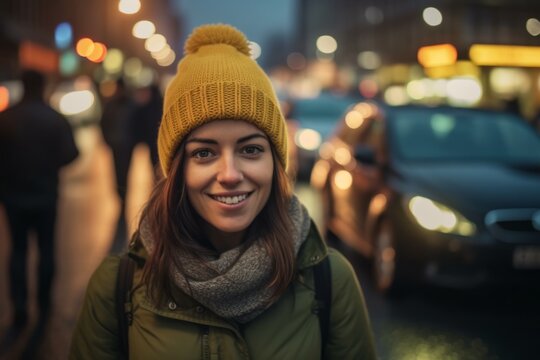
[70, 223, 377, 360]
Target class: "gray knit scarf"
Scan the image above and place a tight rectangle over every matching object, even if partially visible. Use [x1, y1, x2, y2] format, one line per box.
[140, 195, 311, 323]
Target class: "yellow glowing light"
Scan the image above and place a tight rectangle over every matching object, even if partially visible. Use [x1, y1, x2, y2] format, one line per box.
[469, 44, 540, 67]
[87, 42, 107, 63]
[119, 0, 141, 14]
[316, 35, 338, 54]
[103, 49, 124, 73]
[370, 193, 387, 215]
[318, 142, 334, 160]
[417, 44, 457, 68]
[334, 170, 353, 190]
[124, 57, 142, 77]
[132, 20, 155, 39]
[354, 102, 375, 118]
[310, 160, 330, 189]
[334, 147, 352, 166]
[345, 110, 364, 129]
[59, 90, 95, 115]
[384, 86, 409, 106]
[0, 86, 9, 112]
[76, 38, 94, 57]
[295, 129, 322, 150]
[145, 34, 166, 53]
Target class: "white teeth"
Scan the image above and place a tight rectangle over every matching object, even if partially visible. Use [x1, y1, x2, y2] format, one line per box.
[214, 194, 248, 205]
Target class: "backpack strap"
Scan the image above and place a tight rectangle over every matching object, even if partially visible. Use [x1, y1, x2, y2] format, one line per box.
[116, 253, 136, 360]
[313, 254, 332, 357]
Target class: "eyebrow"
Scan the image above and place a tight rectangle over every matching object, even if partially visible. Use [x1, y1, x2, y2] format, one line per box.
[186, 133, 267, 145]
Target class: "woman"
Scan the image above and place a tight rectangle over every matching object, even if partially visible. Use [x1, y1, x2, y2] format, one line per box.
[70, 24, 376, 359]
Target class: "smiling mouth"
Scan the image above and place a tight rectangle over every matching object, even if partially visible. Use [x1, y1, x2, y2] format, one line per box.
[209, 192, 252, 205]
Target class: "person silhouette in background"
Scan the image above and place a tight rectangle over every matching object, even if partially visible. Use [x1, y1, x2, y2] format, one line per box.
[132, 83, 163, 177]
[0, 69, 79, 355]
[99, 78, 136, 253]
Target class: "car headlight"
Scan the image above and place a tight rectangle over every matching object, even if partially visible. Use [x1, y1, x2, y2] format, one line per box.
[406, 196, 476, 236]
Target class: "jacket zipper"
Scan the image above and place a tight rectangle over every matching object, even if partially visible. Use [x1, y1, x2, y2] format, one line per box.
[202, 325, 211, 360]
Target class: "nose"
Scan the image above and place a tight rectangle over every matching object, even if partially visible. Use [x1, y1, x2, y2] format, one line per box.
[216, 152, 243, 185]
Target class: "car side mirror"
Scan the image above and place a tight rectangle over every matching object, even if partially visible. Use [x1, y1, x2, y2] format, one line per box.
[354, 145, 376, 165]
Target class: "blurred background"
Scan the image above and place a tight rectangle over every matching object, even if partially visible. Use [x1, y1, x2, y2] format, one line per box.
[1, 0, 540, 359]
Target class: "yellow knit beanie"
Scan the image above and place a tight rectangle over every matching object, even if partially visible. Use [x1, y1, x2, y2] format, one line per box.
[157, 24, 288, 176]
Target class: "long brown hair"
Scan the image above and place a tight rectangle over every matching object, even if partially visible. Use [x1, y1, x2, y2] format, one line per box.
[140, 141, 295, 305]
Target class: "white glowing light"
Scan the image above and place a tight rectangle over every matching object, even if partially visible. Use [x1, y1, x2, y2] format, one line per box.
[59, 90, 95, 115]
[249, 41, 261, 60]
[132, 20, 156, 39]
[145, 34, 167, 53]
[526, 18, 540, 36]
[316, 35, 338, 54]
[118, 0, 141, 15]
[423, 7, 443, 26]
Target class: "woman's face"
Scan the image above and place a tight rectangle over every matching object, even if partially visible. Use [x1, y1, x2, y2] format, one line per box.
[184, 120, 274, 239]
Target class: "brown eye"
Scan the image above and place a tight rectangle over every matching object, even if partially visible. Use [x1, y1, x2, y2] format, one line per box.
[242, 145, 263, 155]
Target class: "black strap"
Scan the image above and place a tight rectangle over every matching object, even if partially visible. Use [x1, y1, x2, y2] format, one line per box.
[116, 254, 135, 360]
[313, 255, 332, 357]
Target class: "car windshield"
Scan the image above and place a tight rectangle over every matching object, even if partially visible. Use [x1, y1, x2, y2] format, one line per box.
[389, 108, 540, 164]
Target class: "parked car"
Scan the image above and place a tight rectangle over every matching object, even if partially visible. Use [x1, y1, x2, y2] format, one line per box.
[311, 102, 540, 295]
[286, 92, 359, 181]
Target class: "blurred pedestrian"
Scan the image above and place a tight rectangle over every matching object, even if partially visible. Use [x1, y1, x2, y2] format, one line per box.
[0, 69, 79, 354]
[70, 24, 376, 359]
[132, 83, 163, 176]
[99, 78, 136, 252]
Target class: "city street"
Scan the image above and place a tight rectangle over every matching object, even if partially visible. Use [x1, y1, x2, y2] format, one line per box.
[0, 125, 539, 359]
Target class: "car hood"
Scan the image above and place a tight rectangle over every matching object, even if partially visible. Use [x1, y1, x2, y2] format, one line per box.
[394, 161, 540, 214]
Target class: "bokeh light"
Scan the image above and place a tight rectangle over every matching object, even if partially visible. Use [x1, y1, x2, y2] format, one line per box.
[0, 86, 9, 112]
[132, 20, 156, 39]
[119, 0, 141, 14]
[151, 45, 171, 60]
[316, 35, 338, 54]
[249, 41, 261, 60]
[423, 7, 443, 26]
[526, 18, 540, 36]
[287, 52, 306, 70]
[55, 22, 73, 49]
[59, 90, 95, 115]
[334, 170, 353, 190]
[76, 38, 94, 57]
[145, 34, 167, 52]
[103, 48, 124, 74]
[345, 110, 364, 129]
[157, 51, 176, 67]
[87, 42, 107, 63]
[59, 51, 80, 76]
[124, 57, 143, 78]
[357, 51, 381, 70]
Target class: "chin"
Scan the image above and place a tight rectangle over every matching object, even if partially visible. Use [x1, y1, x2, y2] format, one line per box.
[214, 222, 250, 234]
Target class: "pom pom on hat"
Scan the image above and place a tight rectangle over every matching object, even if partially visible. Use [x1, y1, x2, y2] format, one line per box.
[158, 23, 288, 176]
[184, 24, 251, 56]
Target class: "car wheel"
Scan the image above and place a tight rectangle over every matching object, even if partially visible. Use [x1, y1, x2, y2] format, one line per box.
[373, 218, 402, 296]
